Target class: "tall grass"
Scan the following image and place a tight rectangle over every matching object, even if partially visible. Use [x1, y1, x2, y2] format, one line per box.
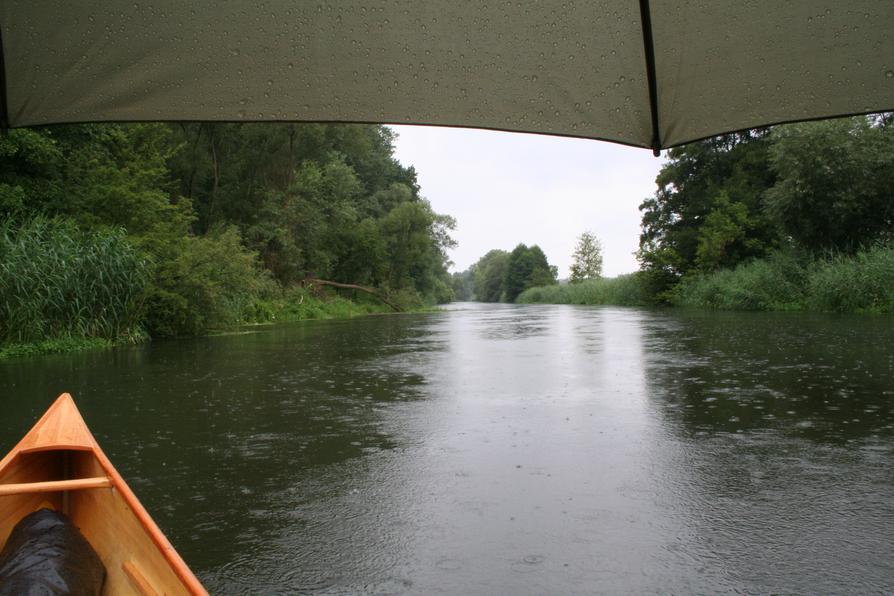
[0, 217, 149, 343]
[807, 244, 894, 313]
[674, 244, 894, 314]
[517, 273, 648, 306]
[673, 251, 807, 311]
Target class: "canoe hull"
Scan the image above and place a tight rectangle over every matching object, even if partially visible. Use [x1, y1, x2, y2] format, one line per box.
[0, 394, 207, 595]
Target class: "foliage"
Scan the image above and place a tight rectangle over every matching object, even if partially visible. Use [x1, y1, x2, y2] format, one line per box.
[806, 244, 894, 313]
[637, 116, 893, 304]
[517, 273, 647, 306]
[470, 250, 510, 302]
[251, 286, 392, 324]
[464, 244, 558, 303]
[0, 121, 455, 353]
[569, 231, 603, 282]
[0, 337, 115, 361]
[765, 117, 894, 252]
[503, 244, 557, 302]
[637, 130, 779, 299]
[143, 225, 278, 337]
[673, 251, 808, 311]
[0, 217, 149, 343]
[673, 245, 894, 314]
[450, 270, 475, 301]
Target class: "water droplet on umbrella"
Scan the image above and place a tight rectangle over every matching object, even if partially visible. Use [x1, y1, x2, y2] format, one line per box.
[886, 70, 894, 79]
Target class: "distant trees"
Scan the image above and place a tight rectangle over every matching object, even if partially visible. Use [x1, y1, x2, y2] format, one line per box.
[569, 231, 603, 282]
[504, 244, 557, 302]
[451, 270, 475, 301]
[471, 249, 510, 302]
[463, 244, 556, 302]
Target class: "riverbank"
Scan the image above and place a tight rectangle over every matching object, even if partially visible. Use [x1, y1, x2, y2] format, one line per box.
[518, 244, 894, 314]
[0, 290, 399, 361]
[517, 272, 648, 306]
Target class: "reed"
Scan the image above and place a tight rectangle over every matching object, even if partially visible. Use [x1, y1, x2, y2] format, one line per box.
[806, 244, 894, 313]
[517, 273, 648, 306]
[673, 245, 894, 313]
[0, 217, 149, 343]
[673, 251, 807, 311]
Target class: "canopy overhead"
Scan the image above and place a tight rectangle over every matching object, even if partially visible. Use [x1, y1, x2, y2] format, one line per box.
[2, 2, 892, 153]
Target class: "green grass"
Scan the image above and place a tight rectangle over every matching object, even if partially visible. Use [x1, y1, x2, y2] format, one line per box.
[242, 287, 395, 325]
[673, 244, 894, 314]
[517, 273, 648, 306]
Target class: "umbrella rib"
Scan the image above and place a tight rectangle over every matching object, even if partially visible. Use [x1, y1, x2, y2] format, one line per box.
[638, 0, 661, 156]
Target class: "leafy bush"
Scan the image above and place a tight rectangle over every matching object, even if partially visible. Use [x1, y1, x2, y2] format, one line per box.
[143, 225, 278, 337]
[0, 217, 148, 343]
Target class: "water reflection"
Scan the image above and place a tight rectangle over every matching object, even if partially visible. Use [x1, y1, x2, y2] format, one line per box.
[640, 310, 894, 442]
[0, 305, 892, 594]
[639, 310, 894, 593]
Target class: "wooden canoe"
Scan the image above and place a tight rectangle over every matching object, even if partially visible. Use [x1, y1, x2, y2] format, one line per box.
[0, 393, 208, 595]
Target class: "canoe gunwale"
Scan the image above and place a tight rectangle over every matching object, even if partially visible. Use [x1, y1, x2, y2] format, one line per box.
[0, 394, 208, 596]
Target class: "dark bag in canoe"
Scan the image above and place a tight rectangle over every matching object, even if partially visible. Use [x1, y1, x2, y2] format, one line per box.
[0, 508, 105, 595]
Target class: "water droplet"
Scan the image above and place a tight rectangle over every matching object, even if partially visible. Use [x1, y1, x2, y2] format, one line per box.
[886, 70, 894, 79]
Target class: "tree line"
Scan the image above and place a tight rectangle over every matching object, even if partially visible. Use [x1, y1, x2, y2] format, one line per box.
[0, 123, 456, 349]
[464, 114, 893, 313]
[517, 114, 893, 312]
[637, 114, 893, 310]
[451, 244, 559, 302]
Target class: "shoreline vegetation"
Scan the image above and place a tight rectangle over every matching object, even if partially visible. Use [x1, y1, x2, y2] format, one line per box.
[0, 122, 456, 361]
[518, 244, 894, 315]
[466, 115, 893, 315]
[3, 116, 892, 361]
[0, 290, 411, 361]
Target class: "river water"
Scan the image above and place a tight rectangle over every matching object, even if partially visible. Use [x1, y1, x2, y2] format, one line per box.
[1, 303, 893, 594]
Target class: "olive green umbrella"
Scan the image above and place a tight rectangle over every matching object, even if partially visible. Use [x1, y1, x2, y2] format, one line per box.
[1, 1, 891, 153]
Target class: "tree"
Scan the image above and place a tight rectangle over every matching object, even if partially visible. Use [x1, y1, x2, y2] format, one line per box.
[504, 244, 557, 302]
[637, 130, 779, 299]
[569, 231, 603, 282]
[471, 250, 510, 302]
[765, 116, 894, 252]
[450, 270, 475, 301]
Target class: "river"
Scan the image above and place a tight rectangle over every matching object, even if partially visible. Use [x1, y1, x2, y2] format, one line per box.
[1, 303, 893, 594]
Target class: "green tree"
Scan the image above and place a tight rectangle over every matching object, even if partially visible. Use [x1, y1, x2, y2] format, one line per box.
[765, 116, 894, 252]
[638, 131, 779, 299]
[471, 250, 510, 302]
[504, 244, 557, 302]
[569, 231, 603, 282]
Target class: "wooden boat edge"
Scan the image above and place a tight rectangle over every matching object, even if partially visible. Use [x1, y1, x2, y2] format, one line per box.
[0, 394, 208, 596]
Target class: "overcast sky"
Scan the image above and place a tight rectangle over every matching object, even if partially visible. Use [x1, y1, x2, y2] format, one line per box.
[390, 125, 665, 278]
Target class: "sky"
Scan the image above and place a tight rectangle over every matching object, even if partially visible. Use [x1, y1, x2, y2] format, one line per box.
[390, 126, 665, 278]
